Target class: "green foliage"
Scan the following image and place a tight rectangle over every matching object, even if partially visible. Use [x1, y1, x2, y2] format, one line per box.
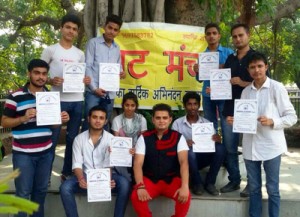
[0, 170, 39, 215]
[251, 11, 300, 87]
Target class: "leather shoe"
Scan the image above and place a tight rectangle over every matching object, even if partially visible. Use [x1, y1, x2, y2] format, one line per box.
[240, 184, 249, 197]
[192, 184, 204, 195]
[205, 184, 219, 196]
[220, 182, 240, 193]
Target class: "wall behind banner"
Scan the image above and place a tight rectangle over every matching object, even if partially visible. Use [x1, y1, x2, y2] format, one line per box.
[100, 22, 207, 109]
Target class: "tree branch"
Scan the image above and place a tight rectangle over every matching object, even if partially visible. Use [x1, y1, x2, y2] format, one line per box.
[256, 0, 300, 25]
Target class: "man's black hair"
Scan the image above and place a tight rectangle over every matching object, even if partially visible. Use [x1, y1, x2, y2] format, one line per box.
[61, 13, 81, 28]
[88, 105, 107, 119]
[182, 92, 201, 106]
[231, 23, 250, 35]
[248, 52, 268, 66]
[27, 59, 49, 72]
[105, 14, 123, 28]
[205, 23, 221, 34]
[152, 103, 172, 117]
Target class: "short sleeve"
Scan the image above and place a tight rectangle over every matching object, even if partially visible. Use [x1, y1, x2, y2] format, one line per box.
[3, 95, 17, 118]
[135, 135, 146, 155]
[111, 115, 121, 133]
[177, 135, 189, 152]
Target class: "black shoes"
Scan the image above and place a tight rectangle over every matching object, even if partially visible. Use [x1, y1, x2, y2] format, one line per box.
[240, 184, 249, 197]
[205, 184, 219, 196]
[220, 182, 240, 193]
[192, 184, 204, 195]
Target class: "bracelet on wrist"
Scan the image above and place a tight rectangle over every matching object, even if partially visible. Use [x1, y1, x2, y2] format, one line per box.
[135, 182, 145, 189]
[137, 186, 146, 190]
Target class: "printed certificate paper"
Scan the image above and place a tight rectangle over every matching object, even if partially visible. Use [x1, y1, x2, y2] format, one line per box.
[192, 123, 215, 153]
[198, 52, 219, 80]
[110, 137, 132, 167]
[36, 92, 61, 126]
[99, 63, 120, 91]
[210, 68, 232, 100]
[233, 99, 258, 134]
[87, 168, 111, 202]
[63, 63, 86, 93]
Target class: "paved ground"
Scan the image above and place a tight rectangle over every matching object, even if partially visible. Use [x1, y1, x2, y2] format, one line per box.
[1, 145, 300, 201]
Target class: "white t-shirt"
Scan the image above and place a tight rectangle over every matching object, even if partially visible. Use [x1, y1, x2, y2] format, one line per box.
[135, 133, 189, 155]
[41, 43, 85, 102]
[111, 113, 147, 135]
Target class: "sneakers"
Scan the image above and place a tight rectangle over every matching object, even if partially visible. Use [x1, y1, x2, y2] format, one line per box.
[205, 184, 219, 196]
[192, 184, 204, 195]
[220, 182, 240, 193]
[240, 184, 249, 197]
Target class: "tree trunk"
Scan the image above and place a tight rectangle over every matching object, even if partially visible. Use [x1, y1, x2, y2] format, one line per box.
[153, 0, 165, 22]
[97, 0, 109, 28]
[165, 0, 208, 26]
[112, 0, 120, 15]
[122, 0, 134, 22]
[134, 0, 142, 21]
[83, 0, 96, 39]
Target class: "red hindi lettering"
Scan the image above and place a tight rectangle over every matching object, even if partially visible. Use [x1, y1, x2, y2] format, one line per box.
[121, 50, 150, 79]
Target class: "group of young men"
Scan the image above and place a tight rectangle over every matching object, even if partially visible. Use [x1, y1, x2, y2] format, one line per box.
[1, 12, 297, 217]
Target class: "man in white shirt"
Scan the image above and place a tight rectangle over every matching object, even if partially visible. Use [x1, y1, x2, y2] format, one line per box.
[41, 14, 90, 181]
[131, 103, 190, 217]
[172, 92, 225, 196]
[60, 105, 131, 217]
[227, 52, 297, 217]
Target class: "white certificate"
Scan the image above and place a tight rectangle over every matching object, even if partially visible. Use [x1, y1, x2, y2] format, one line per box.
[63, 63, 86, 93]
[233, 99, 258, 134]
[210, 68, 232, 100]
[192, 123, 215, 153]
[87, 168, 111, 202]
[110, 137, 132, 167]
[36, 92, 61, 126]
[198, 52, 219, 80]
[99, 63, 120, 91]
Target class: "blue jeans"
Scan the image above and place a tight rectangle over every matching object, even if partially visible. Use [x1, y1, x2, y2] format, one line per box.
[202, 96, 225, 134]
[82, 91, 114, 132]
[222, 118, 241, 184]
[189, 143, 226, 186]
[51, 101, 83, 176]
[13, 151, 53, 217]
[60, 173, 131, 217]
[245, 155, 281, 217]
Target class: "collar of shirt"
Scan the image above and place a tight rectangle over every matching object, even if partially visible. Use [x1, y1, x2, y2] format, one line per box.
[233, 47, 254, 57]
[88, 132, 104, 147]
[23, 82, 48, 94]
[183, 115, 206, 128]
[250, 77, 270, 90]
[99, 34, 118, 48]
[205, 44, 224, 52]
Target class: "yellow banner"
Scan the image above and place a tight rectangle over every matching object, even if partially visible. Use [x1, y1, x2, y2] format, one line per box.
[106, 22, 207, 109]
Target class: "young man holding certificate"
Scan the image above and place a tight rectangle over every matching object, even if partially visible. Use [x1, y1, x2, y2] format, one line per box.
[227, 52, 297, 217]
[82, 14, 126, 132]
[60, 105, 131, 217]
[194, 23, 233, 133]
[172, 92, 225, 196]
[220, 23, 255, 196]
[131, 104, 190, 217]
[1, 59, 69, 217]
[41, 14, 90, 182]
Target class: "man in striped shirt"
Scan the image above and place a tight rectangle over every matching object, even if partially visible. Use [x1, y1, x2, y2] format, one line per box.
[1, 59, 69, 217]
